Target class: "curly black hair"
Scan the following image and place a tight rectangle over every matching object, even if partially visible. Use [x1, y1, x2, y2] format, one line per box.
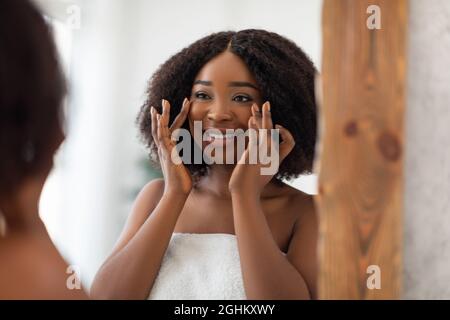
[137, 29, 317, 182]
[0, 0, 66, 199]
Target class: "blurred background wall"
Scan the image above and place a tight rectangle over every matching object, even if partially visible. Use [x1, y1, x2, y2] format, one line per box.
[33, 0, 322, 288]
[403, 0, 450, 299]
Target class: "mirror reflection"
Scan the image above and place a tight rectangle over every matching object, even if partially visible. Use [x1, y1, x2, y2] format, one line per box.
[0, 0, 322, 300]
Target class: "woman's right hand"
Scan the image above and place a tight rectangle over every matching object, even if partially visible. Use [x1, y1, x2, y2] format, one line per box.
[151, 98, 192, 196]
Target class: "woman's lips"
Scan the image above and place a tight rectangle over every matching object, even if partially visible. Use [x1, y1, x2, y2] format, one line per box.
[204, 131, 235, 141]
[203, 129, 245, 146]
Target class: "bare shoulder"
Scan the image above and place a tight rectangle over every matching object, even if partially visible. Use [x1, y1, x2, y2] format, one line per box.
[108, 178, 165, 254]
[281, 183, 318, 299]
[130, 178, 165, 223]
[138, 178, 165, 203]
[0, 233, 87, 299]
[279, 182, 317, 221]
[130, 178, 166, 219]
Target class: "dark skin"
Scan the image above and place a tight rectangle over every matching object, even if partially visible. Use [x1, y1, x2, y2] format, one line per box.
[91, 51, 318, 300]
[0, 145, 88, 299]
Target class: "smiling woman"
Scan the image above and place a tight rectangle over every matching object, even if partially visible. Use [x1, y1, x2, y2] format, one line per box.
[139, 30, 317, 182]
[90, 29, 318, 300]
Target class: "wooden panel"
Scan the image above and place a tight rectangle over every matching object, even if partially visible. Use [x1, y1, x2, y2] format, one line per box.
[315, 0, 407, 299]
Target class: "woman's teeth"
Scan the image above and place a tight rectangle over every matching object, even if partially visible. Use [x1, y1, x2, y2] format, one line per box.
[211, 133, 234, 139]
[204, 131, 241, 141]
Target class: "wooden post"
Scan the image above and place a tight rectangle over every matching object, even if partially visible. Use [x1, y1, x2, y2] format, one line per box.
[315, 0, 407, 299]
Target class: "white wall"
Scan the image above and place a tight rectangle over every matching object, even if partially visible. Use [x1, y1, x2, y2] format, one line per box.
[38, 0, 322, 287]
[403, 0, 450, 299]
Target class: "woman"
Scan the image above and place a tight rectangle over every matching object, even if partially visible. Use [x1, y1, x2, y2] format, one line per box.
[0, 0, 87, 299]
[91, 30, 318, 300]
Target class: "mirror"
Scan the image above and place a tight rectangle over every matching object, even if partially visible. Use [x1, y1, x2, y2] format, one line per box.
[34, 0, 323, 298]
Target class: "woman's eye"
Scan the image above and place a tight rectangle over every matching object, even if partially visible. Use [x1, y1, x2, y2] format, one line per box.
[195, 92, 211, 100]
[233, 95, 252, 103]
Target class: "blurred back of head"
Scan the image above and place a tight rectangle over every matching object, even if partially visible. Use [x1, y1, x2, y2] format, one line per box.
[0, 0, 66, 200]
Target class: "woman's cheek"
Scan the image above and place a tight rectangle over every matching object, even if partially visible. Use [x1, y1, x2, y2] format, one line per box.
[234, 109, 252, 129]
[187, 103, 206, 148]
[188, 101, 206, 121]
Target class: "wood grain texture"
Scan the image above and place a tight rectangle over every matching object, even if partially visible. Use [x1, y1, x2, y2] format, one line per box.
[315, 0, 407, 299]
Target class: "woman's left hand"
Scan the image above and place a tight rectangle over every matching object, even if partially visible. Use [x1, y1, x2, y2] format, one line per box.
[228, 101, 295, 196]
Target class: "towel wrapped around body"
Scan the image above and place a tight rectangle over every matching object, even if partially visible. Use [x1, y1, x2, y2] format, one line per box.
[148, 232, 247, 300]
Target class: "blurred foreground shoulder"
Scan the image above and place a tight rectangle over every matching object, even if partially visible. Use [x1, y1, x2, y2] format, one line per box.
[0, 234, 88, 299]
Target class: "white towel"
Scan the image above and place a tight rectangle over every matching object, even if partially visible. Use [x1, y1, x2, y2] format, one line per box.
[148, 233, 247, 300]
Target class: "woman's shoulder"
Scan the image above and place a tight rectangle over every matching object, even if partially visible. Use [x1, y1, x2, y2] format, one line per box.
[0, 232, 87, 299]
[276, 181, 316, 221]
[277, 181, 314, 204]
[137, 178, 166, 204]
[280, 185, 318, 299]
[125, 177, 166, 226]
[141, 178, 165, 195]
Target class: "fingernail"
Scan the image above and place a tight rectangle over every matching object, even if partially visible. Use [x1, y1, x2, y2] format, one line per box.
[183, 97, 189, 106]
[275, 124, 282, 129]
[162, 99, 166, 107]
[267, 101, 271, 112]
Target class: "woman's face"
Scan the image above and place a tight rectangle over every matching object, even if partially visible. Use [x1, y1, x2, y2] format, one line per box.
[188, 50, 263, 163]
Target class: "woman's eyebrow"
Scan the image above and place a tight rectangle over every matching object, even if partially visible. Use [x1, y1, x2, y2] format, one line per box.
[228, 81, 259, 90]
[193, 80, 212, 86]
[193, 80, 259, 90]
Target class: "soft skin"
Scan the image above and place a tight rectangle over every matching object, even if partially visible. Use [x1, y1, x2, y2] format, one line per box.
[0, 172, 88, 299]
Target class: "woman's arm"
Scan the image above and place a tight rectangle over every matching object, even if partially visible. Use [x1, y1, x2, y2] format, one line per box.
[229, 102, 317, 299]
[231, 191, 316, 300]
[90, 179, 189, 299]
[91, 99, 192, 299]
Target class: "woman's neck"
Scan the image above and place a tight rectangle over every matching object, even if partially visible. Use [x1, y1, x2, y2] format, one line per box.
[196, 165, 285, 199]
[0, 177, 44, 233]
[197, 164, 235, 198]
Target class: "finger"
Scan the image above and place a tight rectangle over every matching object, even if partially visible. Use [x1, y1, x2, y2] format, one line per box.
[170, 98, 190, 131]
[275, 124, 295, 161]
[160, 99, 175, 145]
[159, 112, 172, 148]
[262, 101, 273, 130]
[248, 116, 257, 129]
[157, 113, 163, 143]
[151, 107, 160, 148]
[251, 103, 262, 129]
[247, 116, 258, 147]
[161, 99, 170, 127]
[156, 113, 166, 147]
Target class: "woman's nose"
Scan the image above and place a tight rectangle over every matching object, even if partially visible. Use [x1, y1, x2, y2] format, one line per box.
[207, 100, 233, 122]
